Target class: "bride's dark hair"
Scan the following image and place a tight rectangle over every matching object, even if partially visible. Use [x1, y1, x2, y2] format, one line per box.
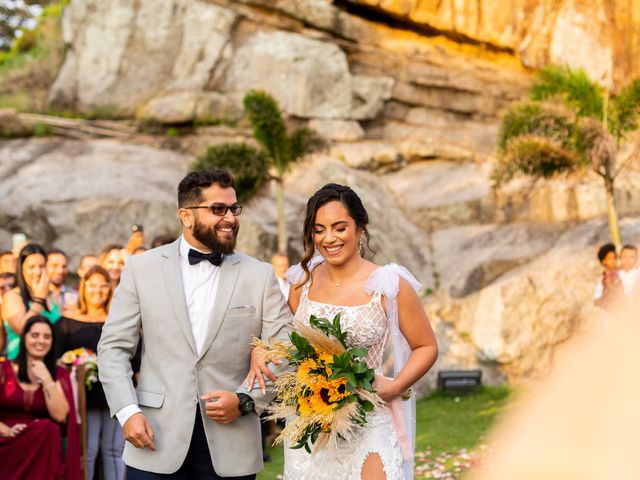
[298, 183, 373, 287]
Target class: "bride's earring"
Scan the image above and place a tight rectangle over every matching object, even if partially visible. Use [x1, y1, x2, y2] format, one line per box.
[359, 235, 365, 256]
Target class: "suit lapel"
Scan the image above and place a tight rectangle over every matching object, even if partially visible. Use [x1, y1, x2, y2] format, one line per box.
[198, 253, 241, 360]
[160, 241, 197, 355]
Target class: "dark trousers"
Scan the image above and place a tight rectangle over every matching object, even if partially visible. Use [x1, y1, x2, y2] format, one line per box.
[127, 408, 256, 480]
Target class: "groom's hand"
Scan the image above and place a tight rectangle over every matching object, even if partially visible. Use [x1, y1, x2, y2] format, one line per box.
[123, 412, 156, 450]
[201, 391, 240, 424]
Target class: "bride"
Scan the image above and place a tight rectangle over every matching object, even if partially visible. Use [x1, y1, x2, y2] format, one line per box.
[280, 183, 438, 479]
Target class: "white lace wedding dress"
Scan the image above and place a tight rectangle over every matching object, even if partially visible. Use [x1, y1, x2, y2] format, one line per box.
[282, 272, 406, 480]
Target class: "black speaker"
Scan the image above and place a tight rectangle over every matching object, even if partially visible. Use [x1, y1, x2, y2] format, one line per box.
[437, 369, 482, 393]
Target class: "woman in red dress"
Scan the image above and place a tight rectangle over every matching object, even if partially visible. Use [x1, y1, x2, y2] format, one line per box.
[0, 315, 81, 480]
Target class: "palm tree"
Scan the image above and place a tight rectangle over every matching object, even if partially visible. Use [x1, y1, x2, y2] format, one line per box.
[192, 90, 323, 254]
[492, 66, 640, 246]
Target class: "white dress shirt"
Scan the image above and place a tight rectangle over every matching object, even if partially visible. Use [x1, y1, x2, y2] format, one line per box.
[116, 236, 222, 426]
[619, 268, 638, 296]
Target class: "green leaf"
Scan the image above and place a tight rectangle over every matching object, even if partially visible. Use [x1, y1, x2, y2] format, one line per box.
[349, 347, 368, 359]
[360, 400, 374, 412]
[345, 373, 357, 388]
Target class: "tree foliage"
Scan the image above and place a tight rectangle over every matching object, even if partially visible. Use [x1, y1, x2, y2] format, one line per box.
[494, 65, 640, 246]
[192, 143, 269, 204]
[0, 1, 52, 51]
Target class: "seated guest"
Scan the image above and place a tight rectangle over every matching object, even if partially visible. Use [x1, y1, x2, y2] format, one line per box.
[619, 244, 638, 296]
[98, 244, 126, 288]
[56, 265, 133, 480]
[0, 315, 81, 480]
[46, 249, 78, 313]
[1, 244, 61, 360]
[593, 243, 624, 309]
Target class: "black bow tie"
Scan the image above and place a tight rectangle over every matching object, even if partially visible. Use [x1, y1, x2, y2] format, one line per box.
[188, 249, 222, 266]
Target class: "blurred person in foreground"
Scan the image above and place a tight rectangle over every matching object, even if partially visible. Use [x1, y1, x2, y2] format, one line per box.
[0, 251, 16, 275]
[1, 244, 62, 360]
[98, 169, 291, 479]
[468, 285, 640, 480]
[0, 315, 81, 480]
[46, 248, 78, 313]
[56, 265, 133, 480]
[593, 242, 624, 309]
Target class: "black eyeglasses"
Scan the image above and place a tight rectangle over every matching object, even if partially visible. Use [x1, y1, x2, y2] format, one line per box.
[185, 203, 243, 216]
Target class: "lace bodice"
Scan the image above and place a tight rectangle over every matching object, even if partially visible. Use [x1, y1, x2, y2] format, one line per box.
[294, 283, 388, 373]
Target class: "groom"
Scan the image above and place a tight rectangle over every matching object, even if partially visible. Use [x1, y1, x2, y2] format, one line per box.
[98, 169, 291, 479]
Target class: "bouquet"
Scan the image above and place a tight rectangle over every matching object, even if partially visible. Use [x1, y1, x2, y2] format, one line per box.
[255, 314, 383, 453]
[61, 348, 99, 390]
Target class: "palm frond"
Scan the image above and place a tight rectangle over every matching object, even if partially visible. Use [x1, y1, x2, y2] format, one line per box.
[609, 79, 640, 140]
[492, 135, 581, 187]
[243, 90, 287, 166]
[575, 117, 616, 176]
[498, 101, 577, 153]
[191, 142, 270, 203]
[289, 127, 325, 164]
[530, 65, 604, 120]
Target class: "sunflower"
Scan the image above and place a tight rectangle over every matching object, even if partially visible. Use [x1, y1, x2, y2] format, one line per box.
[297, 358, 319, 384]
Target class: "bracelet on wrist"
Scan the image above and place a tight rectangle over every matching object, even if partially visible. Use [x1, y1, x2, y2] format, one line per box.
[44, 382, 56, 391]
[33, 297, 47, 305]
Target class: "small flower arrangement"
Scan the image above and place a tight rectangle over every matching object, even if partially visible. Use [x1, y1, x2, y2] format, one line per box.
[255, 314, 383, 453]
[61, 348, 99, 390]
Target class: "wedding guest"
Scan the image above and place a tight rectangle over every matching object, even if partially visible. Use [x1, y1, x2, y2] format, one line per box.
[1, 244, 61, 360]
[0, 250, 16, 274]
[619, 244, 638, 296]
[271, 252, 290, 301]
[98, 244, 126, 287]
[0, 321, 5, 360]
[0, 272, 16, 299]
[0, 315, 81, 480]
[150, 233, 176, 248]
[593, 243, 624, 309]
[55, 265, 127, 480]
[77, 254, 99, 281]
[46, 249, 78, 313]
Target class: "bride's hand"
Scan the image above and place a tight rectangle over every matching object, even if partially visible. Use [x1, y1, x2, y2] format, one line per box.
[373, 375, 400, 403]
[243, 346, 280, 395]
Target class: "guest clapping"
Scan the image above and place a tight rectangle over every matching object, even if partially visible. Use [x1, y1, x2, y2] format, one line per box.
[0, 316, 81, 480]
[55, 265, 127, 480]
[1, 244, 61, 360]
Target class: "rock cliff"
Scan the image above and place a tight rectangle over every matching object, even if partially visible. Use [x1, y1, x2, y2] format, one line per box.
[2, 0, 640, 389]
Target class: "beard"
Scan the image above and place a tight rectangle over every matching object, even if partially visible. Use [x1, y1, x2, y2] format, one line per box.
[192, 217, 239, 255]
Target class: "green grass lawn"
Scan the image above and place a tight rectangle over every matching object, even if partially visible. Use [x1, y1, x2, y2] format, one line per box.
[257, 386, 512, 479]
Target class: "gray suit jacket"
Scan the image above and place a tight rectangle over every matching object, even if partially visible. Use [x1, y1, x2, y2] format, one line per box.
[97, 240, 291, 476]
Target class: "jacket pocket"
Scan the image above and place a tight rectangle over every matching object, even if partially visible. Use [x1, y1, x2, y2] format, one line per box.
[226, 305, 257, 316]
[136, 389, 165, 408]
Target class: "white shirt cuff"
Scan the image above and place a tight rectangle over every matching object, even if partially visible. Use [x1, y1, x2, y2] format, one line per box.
[115, 404, 143, 427]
